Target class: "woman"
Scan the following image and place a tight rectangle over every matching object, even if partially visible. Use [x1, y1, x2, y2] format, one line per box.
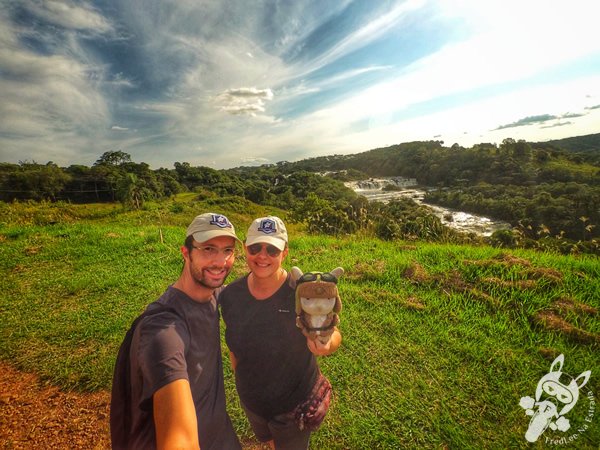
[219, 216, 342, 450]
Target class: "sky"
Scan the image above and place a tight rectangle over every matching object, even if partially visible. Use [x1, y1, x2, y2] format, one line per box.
[1, 0, 600, 170]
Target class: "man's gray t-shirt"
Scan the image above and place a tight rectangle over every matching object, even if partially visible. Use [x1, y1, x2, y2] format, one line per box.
[128, 286, 240, 450]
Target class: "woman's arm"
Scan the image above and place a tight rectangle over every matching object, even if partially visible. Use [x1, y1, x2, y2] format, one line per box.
[229, 351, 238, 371]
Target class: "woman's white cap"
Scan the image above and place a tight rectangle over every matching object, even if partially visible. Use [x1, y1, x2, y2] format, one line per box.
[245, 216, 288, 251]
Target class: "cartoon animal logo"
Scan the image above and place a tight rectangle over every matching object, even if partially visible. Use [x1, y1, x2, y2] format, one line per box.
[519, 354, 591, 442]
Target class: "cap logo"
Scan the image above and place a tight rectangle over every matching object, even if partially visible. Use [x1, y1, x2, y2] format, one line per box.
[257, 218, 277, 234]
[210, 214, 232, 228]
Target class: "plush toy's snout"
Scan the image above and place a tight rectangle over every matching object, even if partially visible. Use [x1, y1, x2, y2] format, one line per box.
[291, 266, 343, 344]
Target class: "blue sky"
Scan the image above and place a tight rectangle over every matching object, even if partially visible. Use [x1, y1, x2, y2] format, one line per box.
[1, 0, 600, 169]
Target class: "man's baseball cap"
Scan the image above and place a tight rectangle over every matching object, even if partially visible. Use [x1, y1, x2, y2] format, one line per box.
[186, 213, 240, 244]
[245, 216, 288, 251]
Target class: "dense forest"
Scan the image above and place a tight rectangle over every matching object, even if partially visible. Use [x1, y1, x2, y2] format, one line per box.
[1, 134, 599, 254]
[282, 135, 600, 250]
[546, 132, 600, 163]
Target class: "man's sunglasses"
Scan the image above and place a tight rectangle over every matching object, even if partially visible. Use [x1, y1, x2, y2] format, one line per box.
[247, 243, 282, 257]
[297, 272, 338, 284]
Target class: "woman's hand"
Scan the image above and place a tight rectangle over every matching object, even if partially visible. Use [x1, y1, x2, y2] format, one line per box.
[306, 329, 341, 356]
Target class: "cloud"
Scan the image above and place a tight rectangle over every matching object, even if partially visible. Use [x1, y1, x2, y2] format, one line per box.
[494, 114, 558, 130]
[494, 111, 589, 130]
[21, 0, 113, 33]
[317, 65, 392, 89]
[217, 87, 274, 116]
[240, 156, 270, 166]
[111, 126, 129, 131]
[0, 49, 109, 136]
[0, 5, 111, 164]
[585, 104, 600, 110]
[225, 87, 274, 99]
[541, 121, 572, 129]
[290, 0, 426, 79]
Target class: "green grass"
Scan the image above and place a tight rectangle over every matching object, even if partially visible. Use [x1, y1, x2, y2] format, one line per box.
[1, 198, 599, 449]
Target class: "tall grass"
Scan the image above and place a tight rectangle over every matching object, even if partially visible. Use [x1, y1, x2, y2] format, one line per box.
[1, 198, 598, 448]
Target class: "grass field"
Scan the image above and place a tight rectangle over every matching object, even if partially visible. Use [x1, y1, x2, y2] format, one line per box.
[1, 197, 599, 449]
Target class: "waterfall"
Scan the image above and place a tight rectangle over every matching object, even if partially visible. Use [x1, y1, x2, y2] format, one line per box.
[345, 177, 511, 237]
[345, 177, 418, 191]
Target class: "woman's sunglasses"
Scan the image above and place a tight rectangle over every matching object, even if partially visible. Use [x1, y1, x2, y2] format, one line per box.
[247, 243, 282, 257]
[297, 272, 338, 284]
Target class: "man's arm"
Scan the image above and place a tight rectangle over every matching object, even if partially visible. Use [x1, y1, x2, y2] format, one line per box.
[153, 379, 200, 450]
[306, 328, 342, 356]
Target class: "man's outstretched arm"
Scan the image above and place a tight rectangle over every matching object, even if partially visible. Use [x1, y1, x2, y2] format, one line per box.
[153, 379, 200, 450]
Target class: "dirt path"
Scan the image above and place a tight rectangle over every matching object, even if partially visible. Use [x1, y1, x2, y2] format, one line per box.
[0, 362, 267, 449]
[0, 362, 111, 449]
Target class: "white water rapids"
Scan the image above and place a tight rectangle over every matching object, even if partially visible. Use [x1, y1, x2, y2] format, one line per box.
[345, 177, 511, 237]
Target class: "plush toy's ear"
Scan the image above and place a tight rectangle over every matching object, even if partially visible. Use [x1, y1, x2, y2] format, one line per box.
[334, 294, 342, 314]
[291, 266, 304, 282]
[331, 267, 343, 313]
[331, 267, 344, 279]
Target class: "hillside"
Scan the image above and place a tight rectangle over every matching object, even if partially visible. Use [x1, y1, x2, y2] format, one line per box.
[1, 197, 598, 449]
[541, 132, 600, 156]
[283, 136, 600, 181]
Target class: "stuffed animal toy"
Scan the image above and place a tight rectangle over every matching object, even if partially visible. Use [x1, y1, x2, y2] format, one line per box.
[291, 266, 344, 344]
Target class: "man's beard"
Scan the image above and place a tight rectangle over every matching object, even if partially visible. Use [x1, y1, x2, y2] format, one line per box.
[190, 261, 230, 289]
[195, 269, 228, 289]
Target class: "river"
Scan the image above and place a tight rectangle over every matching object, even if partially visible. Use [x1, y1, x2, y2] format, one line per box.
[345, 177, 511, 237]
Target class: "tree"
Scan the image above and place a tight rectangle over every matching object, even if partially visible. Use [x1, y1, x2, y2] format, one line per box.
[94, 150, 132, 166]
[513, 140, 532, 160]
[117, 173, 152, 209]
[290, 193, 357, 235]
[5, 162, 71, 201]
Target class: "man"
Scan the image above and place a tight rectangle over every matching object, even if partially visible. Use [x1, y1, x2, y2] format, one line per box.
[110, 213, 242, 450]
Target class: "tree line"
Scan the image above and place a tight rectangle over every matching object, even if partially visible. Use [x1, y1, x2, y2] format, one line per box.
[1, 135, 599, 254]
